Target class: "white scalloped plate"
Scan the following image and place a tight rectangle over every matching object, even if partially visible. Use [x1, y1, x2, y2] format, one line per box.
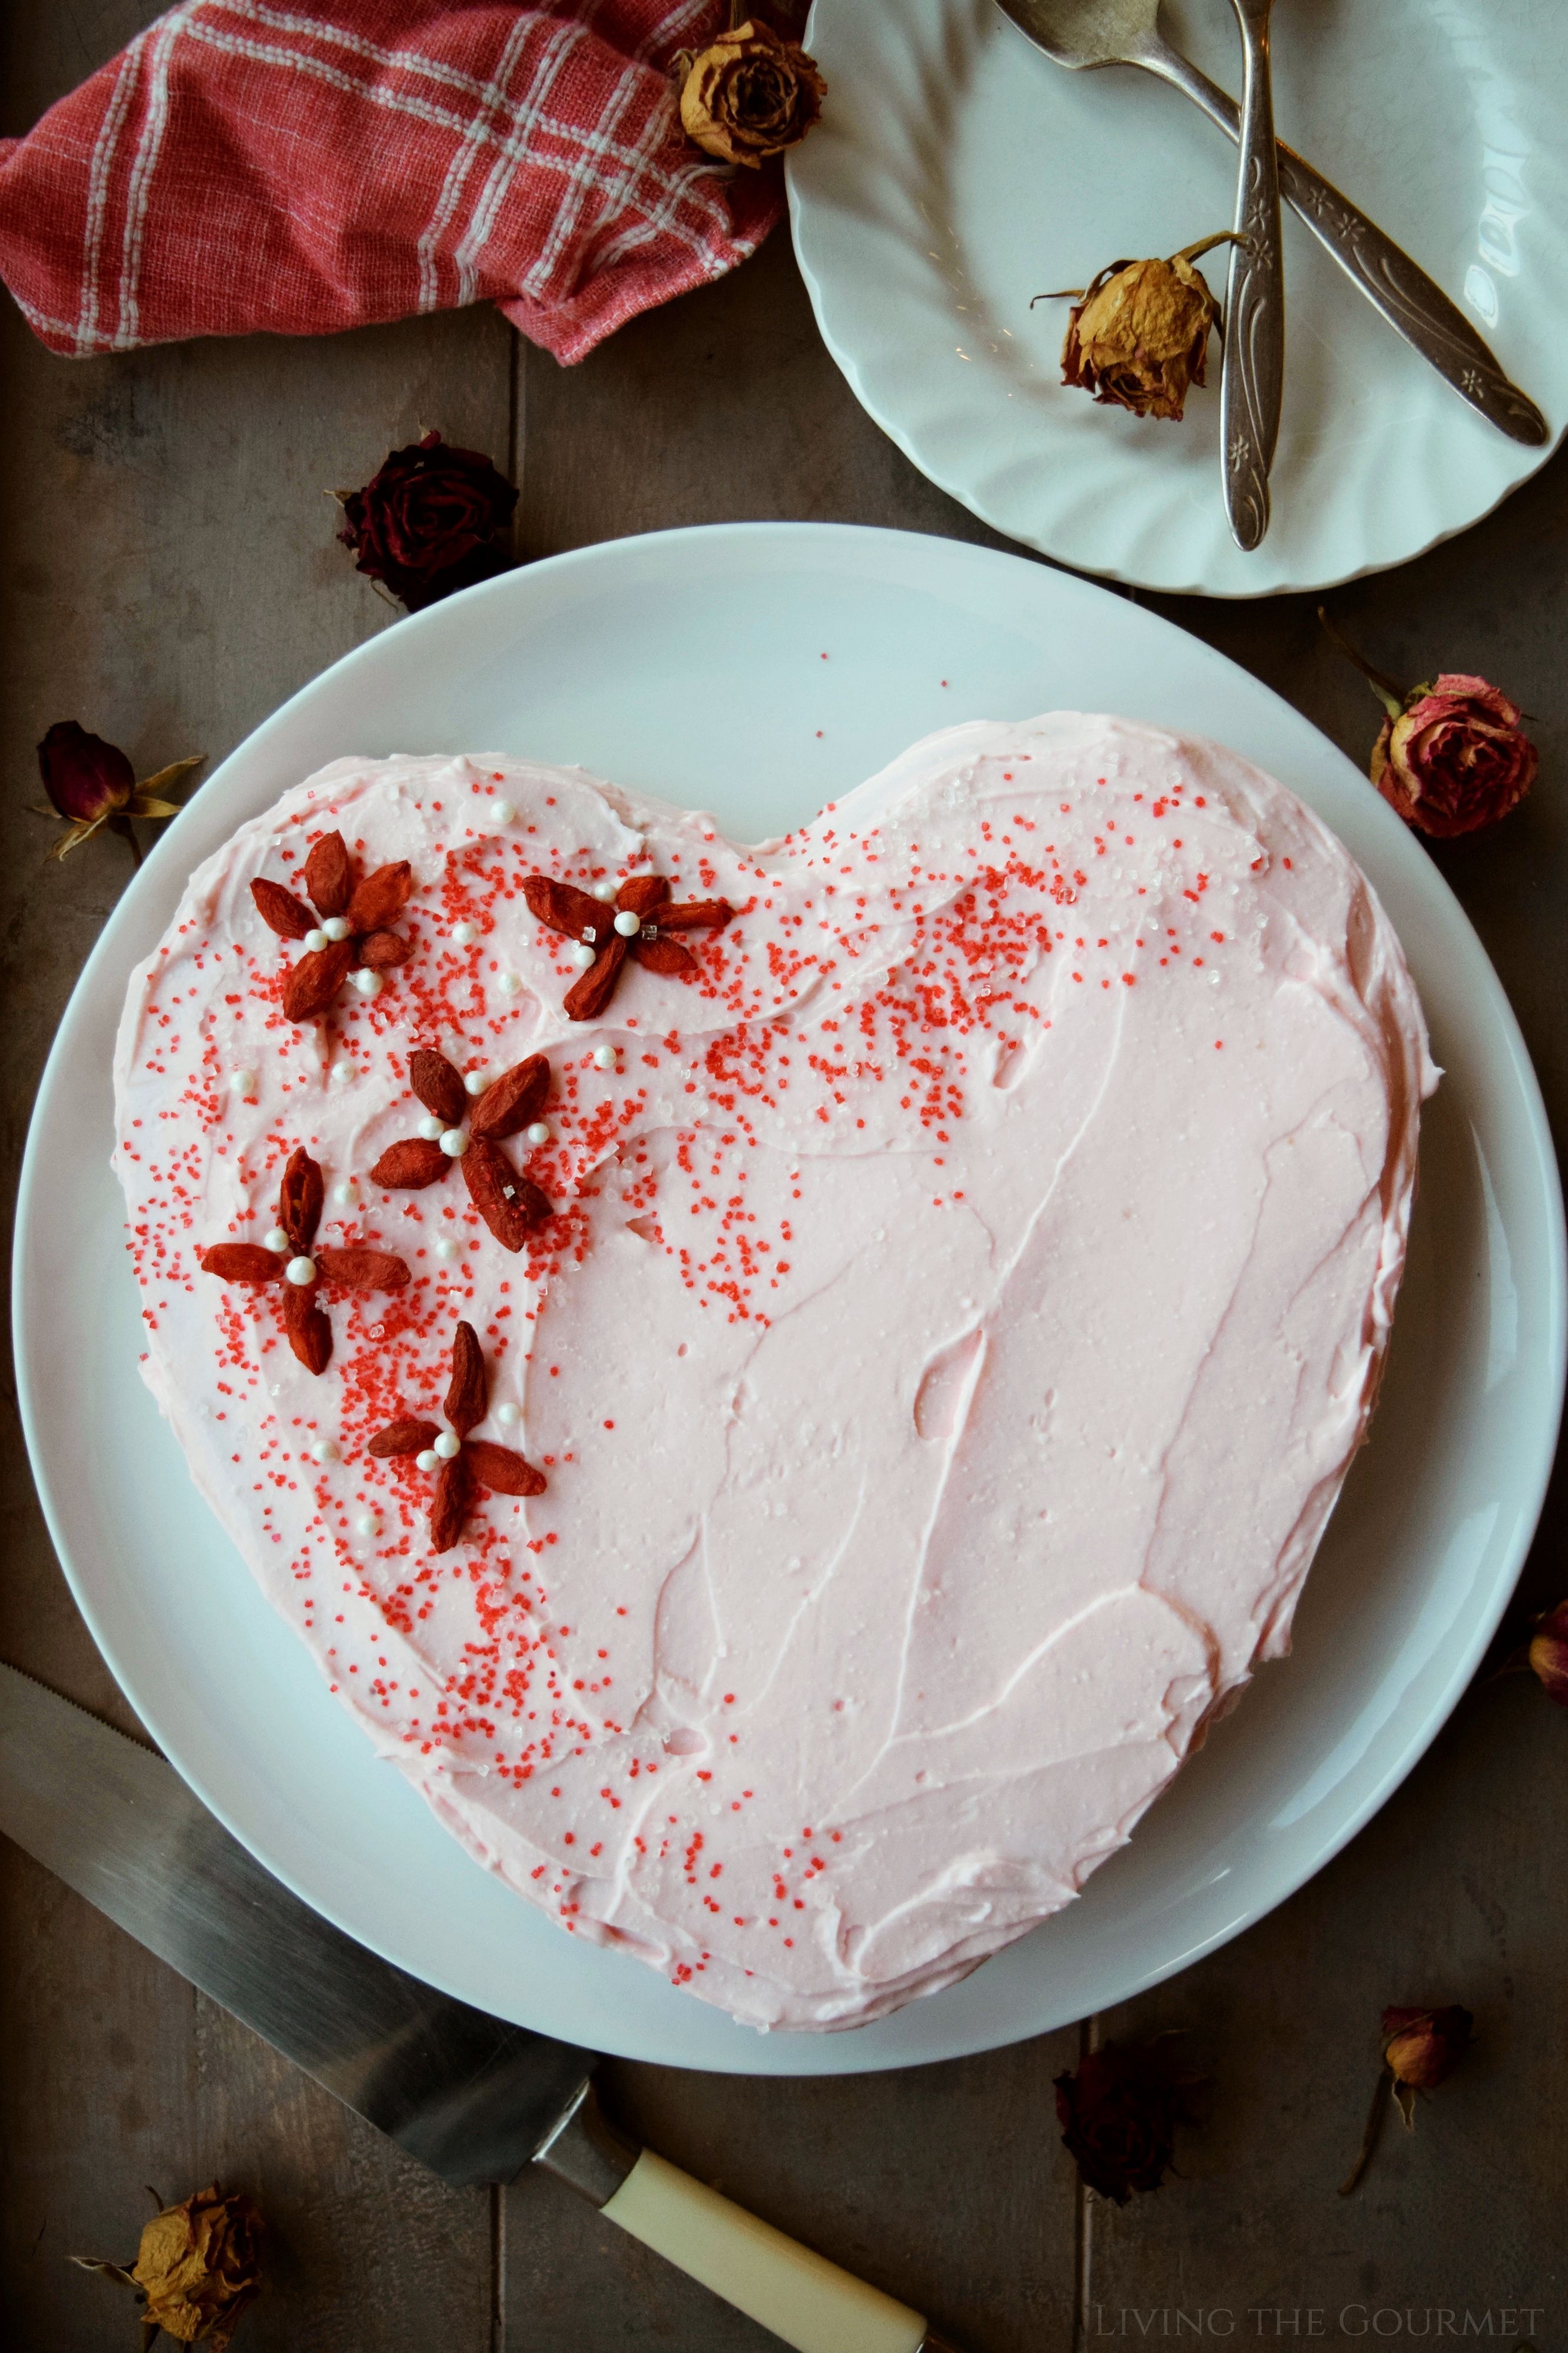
[14, 527, 1564, 2071]
[787, 0, 1568, 596]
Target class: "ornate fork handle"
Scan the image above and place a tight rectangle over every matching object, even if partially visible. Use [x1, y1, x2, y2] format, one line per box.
[1146, 39, 1547, 447]
[1220, 0, 1283, 551]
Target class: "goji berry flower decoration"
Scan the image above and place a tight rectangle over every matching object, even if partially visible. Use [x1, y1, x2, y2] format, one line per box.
[198, 1146, 411, 1375]
[368, 1050, 553, 1252]
[368, 1320, 544, 1553]
[249, 831, 415, 1023]
[523, 871, 733, 1020]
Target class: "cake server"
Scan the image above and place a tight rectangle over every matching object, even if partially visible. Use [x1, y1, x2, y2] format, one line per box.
[0, 1660, 958, 2353]
[992, 0, 1549, 448]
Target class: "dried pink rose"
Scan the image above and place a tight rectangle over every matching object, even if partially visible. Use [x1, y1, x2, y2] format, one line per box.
[1370, 675, 1537, 838]
[1320, 612, 1537, 838]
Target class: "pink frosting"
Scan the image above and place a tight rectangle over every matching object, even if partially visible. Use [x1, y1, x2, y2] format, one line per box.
[112, 714, 1435, 2031]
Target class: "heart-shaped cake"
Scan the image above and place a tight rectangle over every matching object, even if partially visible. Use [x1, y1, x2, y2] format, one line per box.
[113, 713, 1433, 2031]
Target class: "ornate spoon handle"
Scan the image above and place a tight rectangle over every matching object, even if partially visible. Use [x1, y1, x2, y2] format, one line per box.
[1144, 35, 1547, 448]
[1220, 0, 1283, 551]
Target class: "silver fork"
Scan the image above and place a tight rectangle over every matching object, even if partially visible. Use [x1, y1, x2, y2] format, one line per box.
[1220, 0, 1282, 548]
[994, 0, 1548, 449]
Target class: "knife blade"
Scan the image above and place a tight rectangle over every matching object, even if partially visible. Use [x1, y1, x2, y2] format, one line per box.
[0, 1661, 956, 2353]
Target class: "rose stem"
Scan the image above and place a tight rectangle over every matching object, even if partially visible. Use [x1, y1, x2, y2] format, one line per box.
[1338, 2067, 1393, 2197]
[1318, 607, 1407, 718]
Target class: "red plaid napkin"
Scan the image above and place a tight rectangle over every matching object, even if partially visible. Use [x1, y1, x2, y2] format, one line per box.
[0, 1, 797, 365]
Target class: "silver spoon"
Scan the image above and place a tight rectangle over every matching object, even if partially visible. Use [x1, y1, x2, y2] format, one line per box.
[1220, 0, 1282, 548]
[994, 0, 1549, 448]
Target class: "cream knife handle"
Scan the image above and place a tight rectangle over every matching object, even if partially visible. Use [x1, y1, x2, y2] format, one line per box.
[603, 2150, 931, 2353]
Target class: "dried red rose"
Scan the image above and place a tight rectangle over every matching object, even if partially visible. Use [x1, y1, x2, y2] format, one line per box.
[677, 19, 825, 169]
[37, 721, 203, 861]
[368, 1320, 545, 1552]
[1527, 1599, 1568, 1705]
[338, 431, 518, 612]
[1320, 613, 1537, 838]
[1040, 235, 1237, 424]
[72, 2181, 261, 2349]
[1053, 2041, 1193, 2204]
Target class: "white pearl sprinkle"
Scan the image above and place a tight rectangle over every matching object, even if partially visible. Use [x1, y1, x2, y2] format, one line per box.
[311, 1439, 341, 1464]
[322, 915, 352, 943]
[593, 1044, 618, 1071]
[463, 1069, 489, 1096]
[263, 1227, 291, 1254]
[355, 1512, 381, 1538]
[452, 920, 478, 946]
[285, 1256, 317, 1286]
[525, 1121, 551, 1146]
[416, 1448, 439, 1472]
[303, 926, 328, 952]
[350, 968, 383, 998]
[439, 1128, 468, 1158]
[487, 798, 516, 827]
[331, 1061, 356, 1086]
[592, 881, 617, 902]
[613, 909, 640, 938]
[570, 942, 596, 969]
[332, 1178, 359, 1207]
[232, 1069, 259, 1098]
[417, 1114, 446, 1142]
[495, 1402, 520, 1427]
[434, 1431, 461, 1461]
[497, 971, 523, 996]
[435, 1237, 462, 1263]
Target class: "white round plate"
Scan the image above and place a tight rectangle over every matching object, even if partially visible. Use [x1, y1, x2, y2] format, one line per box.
[15, 525, 1564, 2073]
[787, 0, 1568, 597]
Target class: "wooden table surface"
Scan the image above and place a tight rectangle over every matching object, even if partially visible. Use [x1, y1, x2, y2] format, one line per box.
[3, 10, 1565, 2350]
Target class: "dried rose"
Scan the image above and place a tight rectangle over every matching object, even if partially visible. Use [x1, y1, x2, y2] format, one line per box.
[338, 431, 519, 612]
[1370, 676, 1538, 838]
[1383, 2004, 1474, 2108]
[1039, 236, 1237, 424]
[1053, 2040, 1193, 2204]
[1340, 2002, 1474, 2192]
[1319, 613, 1537, 838]
[677, 19, 825, 169]
[36, 722, 203, 862]
[72, 2182, 261, 2347]
[1527, 1599, 1568, 1705]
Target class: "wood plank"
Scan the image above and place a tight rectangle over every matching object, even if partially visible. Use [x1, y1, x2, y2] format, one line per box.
[1085, 1679, 1567, 2349]
[0, 11, 516, 2345]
